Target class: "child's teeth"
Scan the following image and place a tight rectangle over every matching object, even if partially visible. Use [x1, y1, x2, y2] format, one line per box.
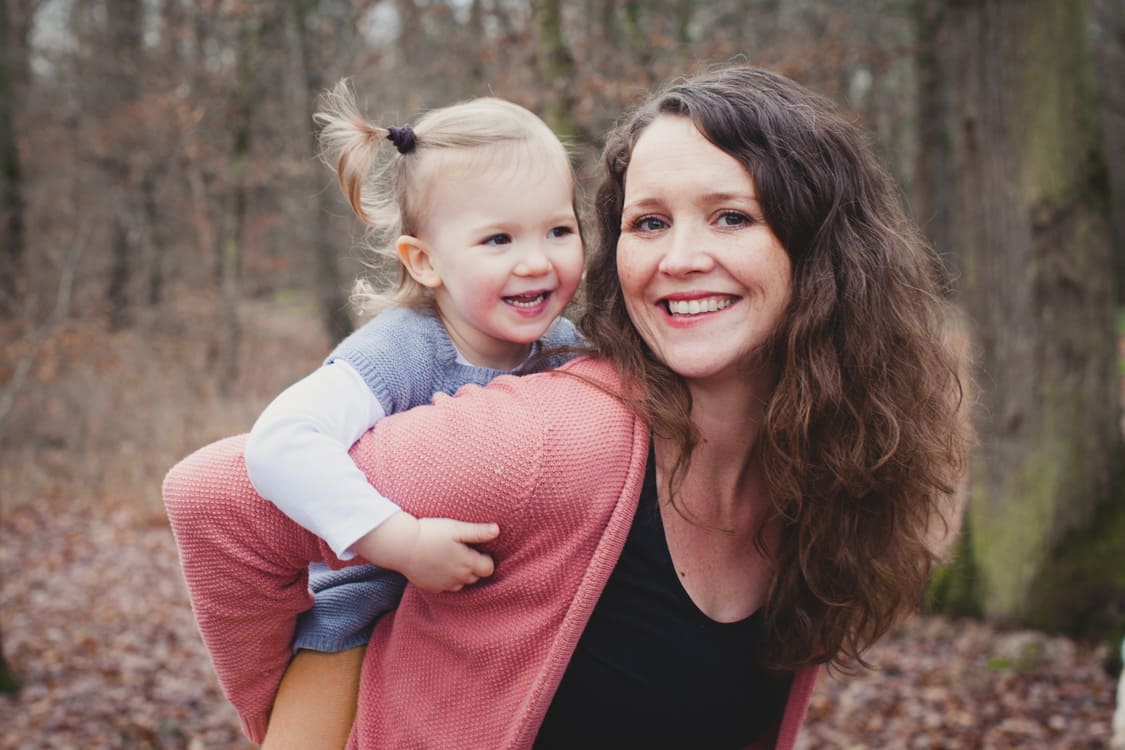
[508, 293, 546, 308]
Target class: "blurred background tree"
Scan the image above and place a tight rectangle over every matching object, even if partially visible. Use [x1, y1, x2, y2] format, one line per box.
[919, 0, 1122, 654]
[0, 0, 1122, 667]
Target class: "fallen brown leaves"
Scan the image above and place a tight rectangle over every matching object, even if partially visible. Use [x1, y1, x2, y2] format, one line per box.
[1, 493, 1117, 750]
[802, 617, 1116, 749]
[1, 497, 252, 750]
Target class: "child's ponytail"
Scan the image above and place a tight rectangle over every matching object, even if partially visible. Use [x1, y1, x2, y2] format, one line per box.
[314, 81, 399, 226]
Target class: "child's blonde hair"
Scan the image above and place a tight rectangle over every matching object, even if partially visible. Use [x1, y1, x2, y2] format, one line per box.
[314, 80, 575, 315]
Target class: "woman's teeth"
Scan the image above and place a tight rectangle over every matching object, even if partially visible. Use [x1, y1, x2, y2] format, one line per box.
[666, 297, 732, 316]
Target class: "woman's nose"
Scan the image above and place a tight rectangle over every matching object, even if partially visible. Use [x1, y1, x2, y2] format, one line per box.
[657, 227, 713, 276]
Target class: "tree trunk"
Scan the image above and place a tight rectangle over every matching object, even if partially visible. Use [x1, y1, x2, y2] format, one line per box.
[0, 628, 17, 694]
[104, 0, 144, 330]
[912, 0, 956, 292]
[621, 0, 650, 66]
[531, 0, 580, 142]
[1090, 0, 1125, 303]
[0, 2, 19, 316]
[291, 0, 352, 343]
[217, 18, 262, 397]
[0, 0, 31, 318]
[143, 175, 164, 306]
[936, 0, 1121, 631]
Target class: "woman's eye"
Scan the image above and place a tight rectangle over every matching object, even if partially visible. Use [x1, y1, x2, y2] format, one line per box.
[483, 233, 512, 246]
[633, 216, 668, 232]
[547, 226, 574, 239]
[717, 211, 751, 227]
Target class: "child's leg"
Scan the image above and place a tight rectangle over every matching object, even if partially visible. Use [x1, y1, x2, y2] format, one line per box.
[261, 646, 365, 750]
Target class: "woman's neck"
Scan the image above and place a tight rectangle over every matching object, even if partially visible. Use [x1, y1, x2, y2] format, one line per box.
[653, 374, 775, 529]
[687, 366, 773, 458]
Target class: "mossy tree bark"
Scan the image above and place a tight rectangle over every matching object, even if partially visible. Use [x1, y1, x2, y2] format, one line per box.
[931, 0, 1122, 633]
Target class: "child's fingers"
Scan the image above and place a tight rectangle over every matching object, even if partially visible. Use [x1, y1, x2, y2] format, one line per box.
[468, 552, 495, 579]
[453, 521, 500, 544]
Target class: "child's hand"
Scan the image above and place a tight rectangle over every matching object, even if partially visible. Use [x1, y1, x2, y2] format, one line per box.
[353, 512, 499, 593]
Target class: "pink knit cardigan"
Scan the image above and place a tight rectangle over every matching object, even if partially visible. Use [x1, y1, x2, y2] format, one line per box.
[163, 357, 817, 749]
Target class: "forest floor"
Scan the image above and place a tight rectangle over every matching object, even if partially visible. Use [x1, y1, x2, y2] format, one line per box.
[0, 476, 1119, 749]
[0, 298, 1122, 749]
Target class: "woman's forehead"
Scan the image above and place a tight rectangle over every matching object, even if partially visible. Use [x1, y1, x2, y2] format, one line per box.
[624, 117, 756, 200]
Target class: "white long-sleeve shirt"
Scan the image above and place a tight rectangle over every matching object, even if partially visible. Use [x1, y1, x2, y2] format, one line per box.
[245, 360, 393, 557]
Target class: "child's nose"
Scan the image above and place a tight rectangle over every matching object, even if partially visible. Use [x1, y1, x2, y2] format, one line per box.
[514, 242, 552, 276]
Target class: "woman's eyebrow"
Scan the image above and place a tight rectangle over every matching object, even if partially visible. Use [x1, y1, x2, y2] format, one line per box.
[696, 190, 760, 205]
[623, 190, 761, 212]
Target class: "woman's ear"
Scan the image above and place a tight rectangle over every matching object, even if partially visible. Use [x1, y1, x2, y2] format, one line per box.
[396, 235, 442, 289]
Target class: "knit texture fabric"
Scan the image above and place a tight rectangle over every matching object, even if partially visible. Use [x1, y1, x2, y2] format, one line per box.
[293, 563, 405, 652]
[326, 305, 584, 416]
[163, 357, 817, 749]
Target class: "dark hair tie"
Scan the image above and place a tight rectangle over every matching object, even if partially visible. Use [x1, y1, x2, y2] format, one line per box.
[386, 125, 416, 154]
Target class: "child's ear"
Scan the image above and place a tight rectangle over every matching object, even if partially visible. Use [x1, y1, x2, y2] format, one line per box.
[396, 235, 442, 289]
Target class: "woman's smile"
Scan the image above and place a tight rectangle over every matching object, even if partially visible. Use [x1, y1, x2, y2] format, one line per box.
[661, 294, 738, 318]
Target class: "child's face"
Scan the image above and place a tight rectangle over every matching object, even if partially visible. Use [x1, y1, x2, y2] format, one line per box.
[412, 159, 584, 370]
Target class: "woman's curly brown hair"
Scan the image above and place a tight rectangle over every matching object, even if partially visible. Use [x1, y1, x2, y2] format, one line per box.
[581, 66, 968, 672]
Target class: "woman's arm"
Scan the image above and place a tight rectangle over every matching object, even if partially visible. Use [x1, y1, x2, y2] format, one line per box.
[163, 434, 346, 741]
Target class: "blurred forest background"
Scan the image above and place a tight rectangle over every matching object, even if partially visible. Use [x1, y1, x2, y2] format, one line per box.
[1, 0, 1123, 747]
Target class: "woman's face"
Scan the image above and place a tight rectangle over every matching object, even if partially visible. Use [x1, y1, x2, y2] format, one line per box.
[617, 116, 792, 388]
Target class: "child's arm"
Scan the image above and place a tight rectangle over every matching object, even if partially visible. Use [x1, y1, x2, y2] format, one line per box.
[245, 361, 497, 592]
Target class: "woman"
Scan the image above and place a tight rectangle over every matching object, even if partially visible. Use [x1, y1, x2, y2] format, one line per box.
[164, 65, 966, 749]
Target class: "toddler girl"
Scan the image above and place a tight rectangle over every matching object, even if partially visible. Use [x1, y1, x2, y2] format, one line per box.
[242, 80, 585, 747]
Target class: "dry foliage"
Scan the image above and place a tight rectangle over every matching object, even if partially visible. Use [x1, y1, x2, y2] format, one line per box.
[0, 293, 331, 522]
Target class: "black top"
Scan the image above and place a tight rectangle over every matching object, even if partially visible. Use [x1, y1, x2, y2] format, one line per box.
[534, 447, 791, 749]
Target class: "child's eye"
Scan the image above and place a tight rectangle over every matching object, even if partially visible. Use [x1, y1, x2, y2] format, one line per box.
[717, 211, 751, 227]
[632, 216, 668, 233]
[483, 233, 512, 246]
[547, 226, 574, 239]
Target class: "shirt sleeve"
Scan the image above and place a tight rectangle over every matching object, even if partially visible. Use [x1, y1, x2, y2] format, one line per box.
[164, 433, 357, 742]
[244, 361, 401, 558]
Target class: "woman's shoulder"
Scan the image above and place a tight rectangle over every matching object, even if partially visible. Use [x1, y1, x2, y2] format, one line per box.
[477, 357, 643, 457]
[493, 356, 631, 412]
